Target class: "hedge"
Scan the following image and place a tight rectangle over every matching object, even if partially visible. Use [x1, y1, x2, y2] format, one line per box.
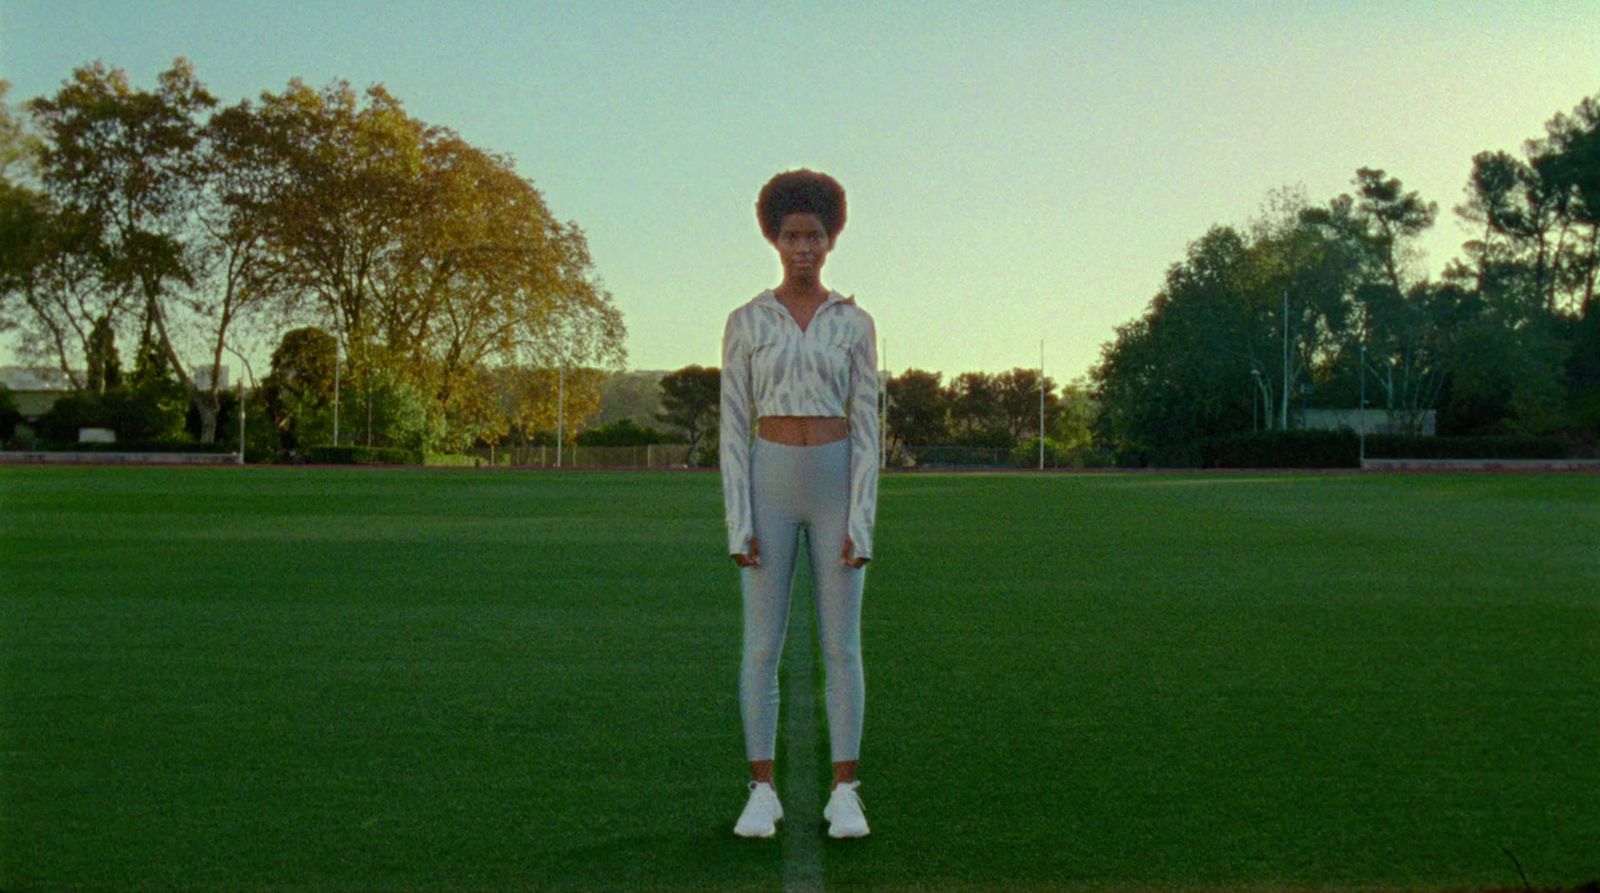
[1205, 430, 1361, 468]
[29, 439, 235, 454]
[1363, 434, 1570, 459]
[303, 445, 420, 465]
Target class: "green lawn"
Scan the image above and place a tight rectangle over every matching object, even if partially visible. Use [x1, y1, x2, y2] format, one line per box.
[1, 467, 1596, 892]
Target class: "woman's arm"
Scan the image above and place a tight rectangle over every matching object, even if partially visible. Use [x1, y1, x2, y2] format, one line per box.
[720, 311, 756, 559]
[844, 314, 880, 563]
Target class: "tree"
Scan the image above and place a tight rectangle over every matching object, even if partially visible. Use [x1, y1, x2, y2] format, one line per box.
[261, 326, 338, 450]
[1300, 169, 1441, 433]
[885, 368, 947, 453]
[657, 365, 720, 456]
[247, 79, 625, 449]
[85, 315, 121, 393]
[27, 59, 216, 411]
[0, 80, 44, 185]
[490, 364, 605, 448]
[0, 384, 21, 441]
[1051, 380, 1096, 454]
[177, 96, 292, 442]
[946, 371, 1008, 444]
[994, 367, 1061, 442]
[599, 370, 667, 427]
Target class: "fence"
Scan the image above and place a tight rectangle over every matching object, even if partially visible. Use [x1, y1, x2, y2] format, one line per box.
[468, 443, 695, 468]
[903, 445, 1012, 468]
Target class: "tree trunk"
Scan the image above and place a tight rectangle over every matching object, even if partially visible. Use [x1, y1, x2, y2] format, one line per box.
[197, 400, 218, 444]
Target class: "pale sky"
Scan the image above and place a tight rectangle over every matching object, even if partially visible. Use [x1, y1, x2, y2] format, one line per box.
[3, 1, 1597, 382]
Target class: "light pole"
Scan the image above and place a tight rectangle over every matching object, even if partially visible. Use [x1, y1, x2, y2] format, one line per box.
[332, 306, 342, 446]
[1251, 367, 1261, 431]
[1359, 342, 1366, 468]
[879, 338, 888, 470]
[1038, 339, 1045, 470]
[1281, 289, 1291, 430]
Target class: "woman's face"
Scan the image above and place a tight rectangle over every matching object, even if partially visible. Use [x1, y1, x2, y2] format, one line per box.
[773, 212, 831, 284]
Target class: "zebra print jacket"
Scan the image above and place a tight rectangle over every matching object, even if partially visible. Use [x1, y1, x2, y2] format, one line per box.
[719, 289, 880, 559]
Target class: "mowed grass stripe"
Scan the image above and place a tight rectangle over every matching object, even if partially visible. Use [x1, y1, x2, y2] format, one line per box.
[1, 467, 1596, 892]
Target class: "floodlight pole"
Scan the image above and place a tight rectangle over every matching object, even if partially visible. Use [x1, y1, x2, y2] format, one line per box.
[1359, 342, 1366, 468]
[556, 362, 565, 469]
[1038, 339, 1045, 470]
[1281, 290, 1290, 430]
[879, 338, 888, 470]
[332, 306, 342, 446]
[1251, 367, 1260, 431]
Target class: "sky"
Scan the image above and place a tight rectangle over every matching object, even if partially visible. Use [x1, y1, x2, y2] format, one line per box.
[3, 1, 1597, 382]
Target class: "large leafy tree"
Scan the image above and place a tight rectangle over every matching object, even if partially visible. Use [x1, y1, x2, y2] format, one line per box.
[945, 371, 1009, 444]
[247, 79, 624, 450]
[885, 368, 947, 453]
[657, 364, 720, 456]
[27, 59, 216, 401]
[994, 367, 1061, 443]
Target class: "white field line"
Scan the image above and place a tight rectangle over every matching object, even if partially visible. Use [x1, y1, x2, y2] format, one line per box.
[780, 568, 825, 893]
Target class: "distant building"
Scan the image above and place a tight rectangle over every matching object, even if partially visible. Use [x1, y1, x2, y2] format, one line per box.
[0, 366, 78, 419]
[1302, 408, 1436, 437]
[192, 363, 229, 391]
[1, 363, 229, 420]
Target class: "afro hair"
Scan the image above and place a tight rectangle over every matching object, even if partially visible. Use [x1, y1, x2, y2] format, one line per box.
[756, 169, 847, 243]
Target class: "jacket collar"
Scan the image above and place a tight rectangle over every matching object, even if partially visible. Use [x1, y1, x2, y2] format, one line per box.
[755, 289, 853, 313]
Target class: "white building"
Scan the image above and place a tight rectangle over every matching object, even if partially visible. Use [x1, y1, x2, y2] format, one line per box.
[1301, 408, 1437, 436]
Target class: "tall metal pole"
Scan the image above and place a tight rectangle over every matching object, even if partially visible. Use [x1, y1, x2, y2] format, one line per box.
[1281, 290, 1290, 430]
[556, 362, 564, 469]
[879, 338, 888, 470]
[1252, 368, 1259, 432]
[332, 307, 342, 446]
[1038, 339, 1045, 470]
[1359, 342, 1366, 468]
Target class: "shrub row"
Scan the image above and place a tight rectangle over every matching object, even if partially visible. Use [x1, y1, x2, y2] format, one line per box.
[303, 445, 420, 465]
[1205, 430, 1361, 469]
[1203, 430, 1573, 468]
[1363, 434, 1570, 459]
[29, 439, 236, 454]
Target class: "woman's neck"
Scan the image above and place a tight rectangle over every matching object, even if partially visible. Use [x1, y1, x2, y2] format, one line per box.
[775, 279, 827, 303]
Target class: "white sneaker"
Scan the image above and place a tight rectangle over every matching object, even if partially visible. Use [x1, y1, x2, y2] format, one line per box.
[734, 781, 783, 838]
[823, 781, 869, 838]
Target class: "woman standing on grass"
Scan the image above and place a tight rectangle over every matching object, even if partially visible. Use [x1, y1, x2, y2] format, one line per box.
[720, 169, 879, 839]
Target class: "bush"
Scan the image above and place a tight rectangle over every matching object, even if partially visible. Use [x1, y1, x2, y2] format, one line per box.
[1206, 430, 1361, 469]
[1010, 437, 1082, 468]
[35, 388, 187, 444]
[303, 445, 419, 465]
[0, 385, 22, 441]
[575, 418, 680, 446]
[1364, 434, 1570, 460]
[910, 444, 1009, 467]
[32, 439, 233, 453]
[424, 452, 483, 467]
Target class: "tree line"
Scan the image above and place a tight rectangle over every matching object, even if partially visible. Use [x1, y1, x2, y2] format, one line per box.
[0, 60, 625, 455]
[603, 364, 1099, 468]
[1091, 93, 1600, 466]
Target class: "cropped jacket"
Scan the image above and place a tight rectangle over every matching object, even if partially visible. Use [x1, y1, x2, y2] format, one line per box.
[719, 289, 880, 558]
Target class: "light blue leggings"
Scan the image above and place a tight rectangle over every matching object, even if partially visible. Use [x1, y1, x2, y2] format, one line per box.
[740, 437, 866, 763]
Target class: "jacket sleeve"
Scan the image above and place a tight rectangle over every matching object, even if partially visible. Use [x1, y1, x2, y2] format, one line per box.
[720, 310, 755, 556]
[846, 313, 880, 560]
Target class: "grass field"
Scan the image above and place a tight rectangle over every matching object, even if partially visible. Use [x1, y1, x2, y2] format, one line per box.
[1, 466, 1597, 892]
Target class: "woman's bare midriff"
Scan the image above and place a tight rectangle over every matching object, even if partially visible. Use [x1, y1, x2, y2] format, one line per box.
[758, 416, 847, 446]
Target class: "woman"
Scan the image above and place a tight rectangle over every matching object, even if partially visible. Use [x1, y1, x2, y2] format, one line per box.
[720, 169, 879, 839]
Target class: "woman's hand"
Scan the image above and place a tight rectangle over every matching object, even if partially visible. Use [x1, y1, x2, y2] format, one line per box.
[841, 536, 870, 569]
[733, 538, 761, 568]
